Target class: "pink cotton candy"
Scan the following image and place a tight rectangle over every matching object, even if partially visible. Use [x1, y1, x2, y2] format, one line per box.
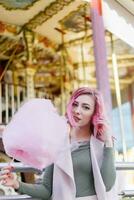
[2, 99, 68, 170]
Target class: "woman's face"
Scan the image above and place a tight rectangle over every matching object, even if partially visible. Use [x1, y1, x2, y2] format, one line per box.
[72, 94, 95, 127]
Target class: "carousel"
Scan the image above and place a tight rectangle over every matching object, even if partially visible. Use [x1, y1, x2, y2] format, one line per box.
[0, 0, 134, 197]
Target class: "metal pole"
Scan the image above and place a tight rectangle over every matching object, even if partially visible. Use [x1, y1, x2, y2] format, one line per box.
[90, 0, 112, 116]
[5, 83, 9, 124]
[0, 82, 2, 123]
[11, 84, 15, 117]
[111, 34, 127, 161]
[55, 28, 66, 114]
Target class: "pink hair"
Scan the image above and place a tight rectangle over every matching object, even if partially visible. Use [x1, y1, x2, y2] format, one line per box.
[66, 87, 109, 141]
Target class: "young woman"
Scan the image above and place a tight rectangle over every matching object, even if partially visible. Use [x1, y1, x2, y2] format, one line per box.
[0, 87, 118, 200]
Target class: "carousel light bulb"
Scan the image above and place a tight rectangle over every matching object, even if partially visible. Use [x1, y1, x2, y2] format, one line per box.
[82, 0, 91, 2]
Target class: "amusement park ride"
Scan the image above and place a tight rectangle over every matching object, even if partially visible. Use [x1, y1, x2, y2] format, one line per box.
[0, 0, 133, 111]
[0, 0, 134, 197]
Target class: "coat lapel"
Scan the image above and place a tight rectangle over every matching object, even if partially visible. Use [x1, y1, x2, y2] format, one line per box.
[52, 137, 76, 200]
[90, 135, 107, 200]
[90, 135, 119, 200]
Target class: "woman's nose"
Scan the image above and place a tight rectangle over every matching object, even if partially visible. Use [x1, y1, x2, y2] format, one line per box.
[75, 106, 81, 114]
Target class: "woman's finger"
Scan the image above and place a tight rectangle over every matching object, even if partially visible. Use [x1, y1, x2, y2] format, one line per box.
[0, 169, 10, 175]
[1, 179, 7, 185]
[0, 174, 9, 180]
[1, 166, 14, 171]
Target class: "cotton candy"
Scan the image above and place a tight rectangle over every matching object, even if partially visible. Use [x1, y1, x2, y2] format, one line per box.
[2, 99, 68, 170]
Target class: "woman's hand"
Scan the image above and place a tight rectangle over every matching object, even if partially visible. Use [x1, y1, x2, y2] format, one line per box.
[95, 121, 113, 147]
[104, 133, 113, 147]
[103, 124, 113, 147]
[0, 166, 19, 189]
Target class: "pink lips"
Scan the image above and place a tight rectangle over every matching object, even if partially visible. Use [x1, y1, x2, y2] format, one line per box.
[73, 116, 81, 122]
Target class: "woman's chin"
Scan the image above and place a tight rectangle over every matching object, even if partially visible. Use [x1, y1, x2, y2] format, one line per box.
[75, 123, 82, 128]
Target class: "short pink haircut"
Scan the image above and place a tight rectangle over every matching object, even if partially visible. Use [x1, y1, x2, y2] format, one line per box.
[66, 87, 109, 141]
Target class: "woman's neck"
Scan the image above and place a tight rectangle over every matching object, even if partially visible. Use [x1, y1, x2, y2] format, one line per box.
[70, 125, 91, 141]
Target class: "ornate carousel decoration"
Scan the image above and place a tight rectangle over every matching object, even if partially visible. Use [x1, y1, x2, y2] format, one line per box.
[0, 0, 38, 10]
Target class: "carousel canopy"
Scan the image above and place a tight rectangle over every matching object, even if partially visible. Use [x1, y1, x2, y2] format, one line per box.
[0, 0, 133, 100]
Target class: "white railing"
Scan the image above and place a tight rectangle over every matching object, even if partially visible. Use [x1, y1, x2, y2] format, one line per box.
[0, 82, 26, 125]
[0, 162, 134, 199]
[0, 161, 134, 173]
[0, 81, 54, 126]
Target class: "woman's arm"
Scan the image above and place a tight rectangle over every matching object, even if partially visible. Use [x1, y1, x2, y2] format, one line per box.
[0, 164, 54, 200]
[17, 164, 54, 200]
[100, 147, 116, 191]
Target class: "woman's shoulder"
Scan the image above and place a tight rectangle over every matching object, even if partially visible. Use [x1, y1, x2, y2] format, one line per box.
[90, 135, 104, 147]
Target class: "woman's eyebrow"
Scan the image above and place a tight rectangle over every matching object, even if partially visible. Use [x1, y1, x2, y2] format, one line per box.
[73, 101, 90, 106]
[82, 103, 90, 107]
[73, 100, 78, 103]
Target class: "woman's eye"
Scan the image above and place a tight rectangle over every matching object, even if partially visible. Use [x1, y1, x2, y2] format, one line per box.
[83, 106, 90, 110]
[72, 102, 78, 107]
